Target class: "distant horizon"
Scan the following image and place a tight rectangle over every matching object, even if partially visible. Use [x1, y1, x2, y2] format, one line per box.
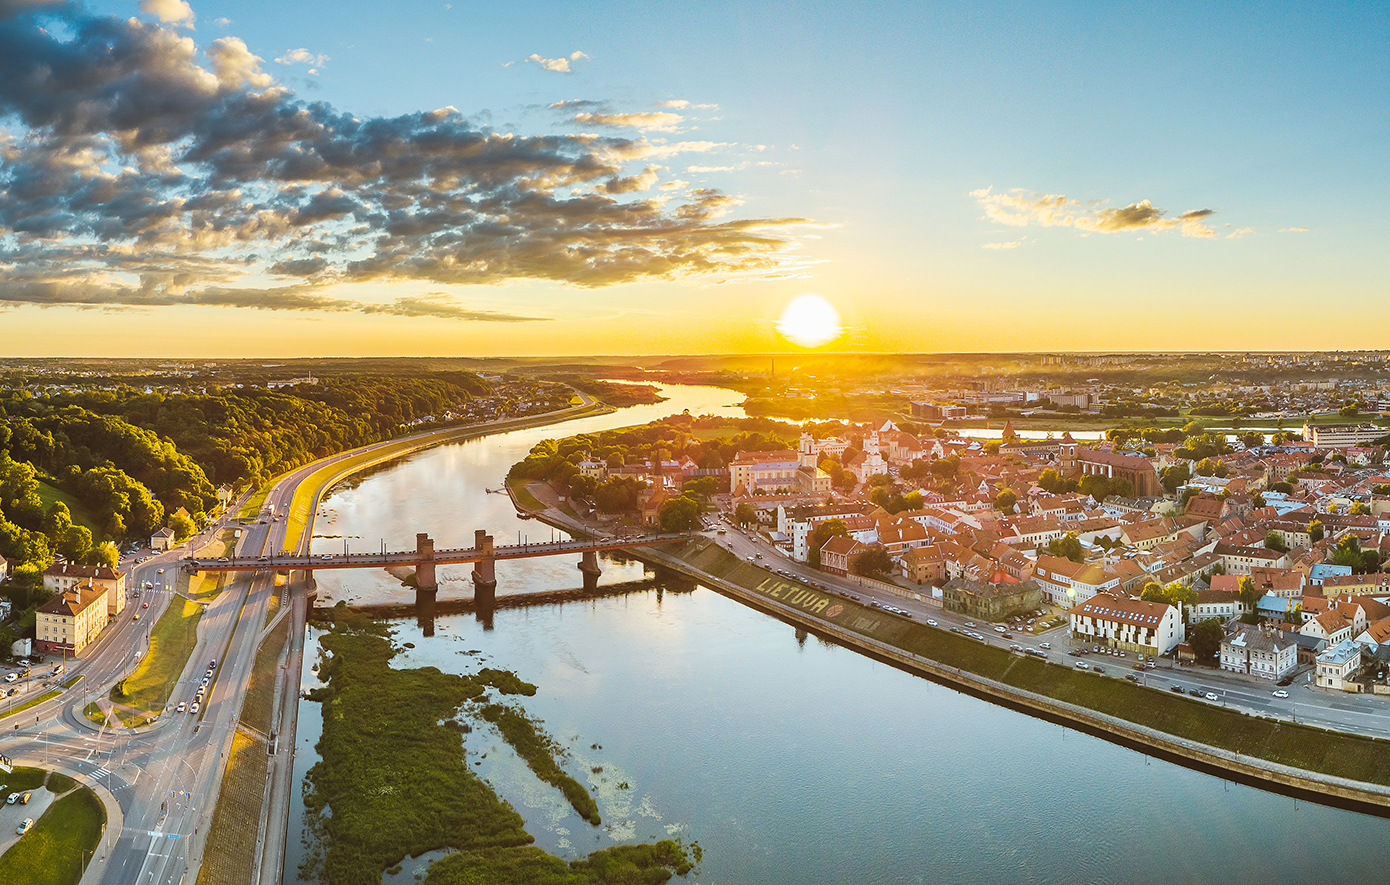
[2, 2, 1386, 355]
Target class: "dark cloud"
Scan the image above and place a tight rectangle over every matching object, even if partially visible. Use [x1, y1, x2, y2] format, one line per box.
[0, 5, 812, 316]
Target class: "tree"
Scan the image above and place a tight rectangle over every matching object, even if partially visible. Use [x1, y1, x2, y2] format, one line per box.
[593, 476, 645, 513]
[1340, 403, 1360, 417]
[60, 524, 93, 562]
[1037, 468, 1075, 494]
[1238, 576, 1261, 610]
[983, 440, 1001, 455]
[1308, 519, 1324, 544]
[1330, 535, 1380, 573]
[807, 519, 849, 569]
[1270, 481, 1293, 494]
[735, 503, 758, 527]
[1351, 501, 1371, 516]
[168, 512, 197, 544]
[1190, 618, 1224, 660]
[658, 494, 701, 532]
[89, 541, 119, 568]
[568, 473, 598, 499]
[1264, 531, 1288, 553]
[1193, 457, 1228, 478]
[1252, 492, 1265, 508]
[1047, 531, 1083, 564]
[994, 488, 1017, 514]
[850, 544, 895, 577]
[682, 476, 721, 499]
[1160, 463, 1192, 494]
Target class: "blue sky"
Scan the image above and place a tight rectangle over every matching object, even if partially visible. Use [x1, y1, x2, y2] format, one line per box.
[3, 0, 1387, 355]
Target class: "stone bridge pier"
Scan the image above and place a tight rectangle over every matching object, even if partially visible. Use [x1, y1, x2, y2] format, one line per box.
[415, 532, 438, 610]
[578, 550, 602, 592]
[472, 529, 497, 607]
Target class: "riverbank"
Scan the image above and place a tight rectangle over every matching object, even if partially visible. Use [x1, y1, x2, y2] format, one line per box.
[633, 537, 1390, 813]
[281, 397, 611, 554]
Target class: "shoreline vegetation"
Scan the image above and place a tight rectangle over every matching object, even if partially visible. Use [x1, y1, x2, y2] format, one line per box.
[300, 607, 694, 885]
[648, 538, 1390, 808]
[559, 378, 669, 408]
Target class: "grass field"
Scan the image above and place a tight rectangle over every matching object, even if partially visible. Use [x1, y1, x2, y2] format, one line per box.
[195, 731, 269, 885]
[241, 619, 289, 736]
[507, 480, 546, 512]
[34, 480, 102, 537]
[0, 781, 105, 885]
[235, 470, 294, 519]
[111, 597, 203, 715]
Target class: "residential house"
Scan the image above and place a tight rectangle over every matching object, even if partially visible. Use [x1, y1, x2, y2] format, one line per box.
[1315, 640, 1363, 691]
[1068, 592, 1183, 656]
[36, 585, 109, 655]
[1320, 572, 1390, 599]
[43, 563, 126, 616]
[819, 535, 865, 576]
[942, 577, 1043, 622]
[1221, 628, 1298, 680]
[1033, 554, 1121, 607]
[1189, 588, 1242, 624]
[151, 526, 175, 551]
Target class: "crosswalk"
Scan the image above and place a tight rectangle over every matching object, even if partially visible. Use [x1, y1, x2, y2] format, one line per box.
[93, 766, 113, 779]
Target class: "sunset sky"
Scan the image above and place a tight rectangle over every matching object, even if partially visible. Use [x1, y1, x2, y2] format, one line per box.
[1, 1, 1386, 356]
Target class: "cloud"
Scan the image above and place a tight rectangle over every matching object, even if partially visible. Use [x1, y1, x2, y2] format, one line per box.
[1279, 227, 1309, 233]
[0, 7, 815, 315]
[275, 47, 329, 75]
[970, 187, 1219, 239]
[1225, 227, 1255, 239]
[571, 111, 685, 132]
[140, 0, 194, 26]
[982, 241, 1022, 249]
[213, 16, 231, 27]
[517, 50, 588, 73]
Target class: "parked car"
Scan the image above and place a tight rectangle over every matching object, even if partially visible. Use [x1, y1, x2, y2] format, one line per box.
[1273, 689, 1290, 698]
[1205, 692, 1219, 701]
[926, 619, 938, 627]
[1189, 688, 1204, 697]
[16, 818, 33, 835]
[1170, 685, 1184, 693]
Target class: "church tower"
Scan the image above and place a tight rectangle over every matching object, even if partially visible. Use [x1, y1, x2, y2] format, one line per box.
[799, 432, 818, 469]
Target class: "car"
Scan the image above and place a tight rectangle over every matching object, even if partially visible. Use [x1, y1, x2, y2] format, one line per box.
[1170, 685, 1184, 693]
[3, 674, 15, 683]
[5, 793, 17, 805]
[16, 818, 32, 835]
[176, 701, 186, 713]
[926, 619, 938, 627]
[966, 622, 976, 628]
[1273, 689, 1290, 698]
[1075, 662, 1089, 670]
[1093, 666, 1105, 674]
[1010, 644, 1023, 652]
[209, 659, 217, 669]
[142, 602, 149, 608]
[1205, 692, 1219, 701]
[191, 703, 200, 714]
[18, 792, 30, 805]
[157, 568, 164, 574]
[1145, 662, 1156, 670]
[1125, 674, 1139, 682]
[1001, 632, 1014, 639]
[994, 626, 1006, 633]
[1189, 688, 1204, 697]
[1040, 642, 1051, 650]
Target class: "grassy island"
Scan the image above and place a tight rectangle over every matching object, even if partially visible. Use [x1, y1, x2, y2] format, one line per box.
[301, 607, 693, 885]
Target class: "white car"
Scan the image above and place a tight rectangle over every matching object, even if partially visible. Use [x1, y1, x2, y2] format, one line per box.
[1273, 689, 1290, 699]
[191, 703, 200, 714]
[176, 701, 186, 713]
[1040, 642, 1052, 650]
[926, 619, 938, 627]
[1205, 692, 1219, 701]
[3, 673, 15, 683]
[16, 818, 33, 835]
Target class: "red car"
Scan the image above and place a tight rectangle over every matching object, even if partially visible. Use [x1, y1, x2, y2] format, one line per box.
[142, 602, 149, 608]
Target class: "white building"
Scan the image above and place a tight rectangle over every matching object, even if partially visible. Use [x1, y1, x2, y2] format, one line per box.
[1220, 628, 1298, 680]
[1302, 423, 1385, 449]
[1068, 593, 1183, 657]
[1315, 640, 1363, 691]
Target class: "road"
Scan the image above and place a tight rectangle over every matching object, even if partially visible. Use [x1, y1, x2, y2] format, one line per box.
[0, 397, 607, 885]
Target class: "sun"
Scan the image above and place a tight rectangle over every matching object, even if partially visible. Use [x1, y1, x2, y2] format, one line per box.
[776, 294, 842, 347]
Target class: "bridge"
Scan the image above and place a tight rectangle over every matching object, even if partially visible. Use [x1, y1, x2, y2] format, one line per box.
[184, 530, 689, 607]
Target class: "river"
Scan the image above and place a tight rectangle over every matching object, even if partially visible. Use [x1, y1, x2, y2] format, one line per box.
[284, 382, 1390, 884]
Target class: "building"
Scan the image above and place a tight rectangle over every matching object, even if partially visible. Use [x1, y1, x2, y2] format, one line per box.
[36, 585, 109, 655]
[1060, 439, 1161, 497]
[942, 578, 1043, 622]
[42, 563, 127, 616]
[151, 526, 175, 551]
[1189, 588, 1242, 624]
[1068, 592, 1183, 656]
[1303, 423, 1386, 449]
[1315, 640, 1363, 691]
[1220, 628, 1298, 680]
[1320, 572, 1390, 599]
[729, 434, 831, 497]
[1033, 555, 1121, 607]
[819, 535, 865, 576]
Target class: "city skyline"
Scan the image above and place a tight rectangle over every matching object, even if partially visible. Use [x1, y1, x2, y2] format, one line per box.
[1, 1, 1386, 356]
